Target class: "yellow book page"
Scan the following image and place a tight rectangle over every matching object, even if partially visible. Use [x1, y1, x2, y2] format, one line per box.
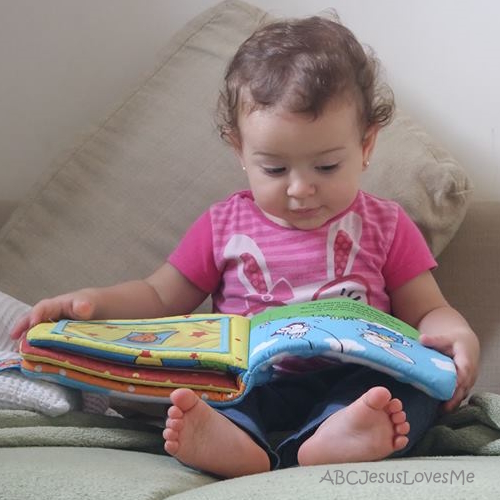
[27, 314, 251, 370]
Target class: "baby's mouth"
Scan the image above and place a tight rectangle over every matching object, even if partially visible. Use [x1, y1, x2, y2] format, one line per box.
[290, 207, 320, 216]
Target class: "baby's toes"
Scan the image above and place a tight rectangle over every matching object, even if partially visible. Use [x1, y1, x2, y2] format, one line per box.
[386, 398, 403, 414]
[166, 418, 184, 432]
[390, 410, 407, 425]
[395, 421, 410, 436]
[167, 405, 184, 419]
[164, 432, 180, 454]
[393, 435, 409, 451]
[163, 427, 177, 440]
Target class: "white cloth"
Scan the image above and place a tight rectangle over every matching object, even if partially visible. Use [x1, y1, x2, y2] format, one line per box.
[0, 291, 80, 415]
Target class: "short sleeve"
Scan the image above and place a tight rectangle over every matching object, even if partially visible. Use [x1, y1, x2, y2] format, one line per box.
[383, 207, 437, 291]
[168, 211, 221, 294]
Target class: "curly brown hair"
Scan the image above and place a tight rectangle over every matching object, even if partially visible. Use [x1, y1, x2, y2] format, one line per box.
[217, 15, 394, 143]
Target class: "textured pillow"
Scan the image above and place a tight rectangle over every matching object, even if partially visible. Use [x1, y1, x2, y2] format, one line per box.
[0, 290, 30, 353]
[0, 371, 79, 417]
[0, 291, 80, 416]
[0, 0, 471, 305]
[364, 110, 472, 257]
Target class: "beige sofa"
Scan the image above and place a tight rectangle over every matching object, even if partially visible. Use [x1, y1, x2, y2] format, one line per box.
[1, 1, 500, 498]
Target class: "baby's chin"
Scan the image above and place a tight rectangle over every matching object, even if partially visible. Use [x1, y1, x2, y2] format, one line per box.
[262, 210, 332, 231]
[261, 210, 294, 228]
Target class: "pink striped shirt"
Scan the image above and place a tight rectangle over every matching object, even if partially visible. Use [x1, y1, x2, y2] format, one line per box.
[169, 190, 436, 316]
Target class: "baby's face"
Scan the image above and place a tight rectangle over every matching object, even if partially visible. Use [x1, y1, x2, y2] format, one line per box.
[234, 98, 377, 230]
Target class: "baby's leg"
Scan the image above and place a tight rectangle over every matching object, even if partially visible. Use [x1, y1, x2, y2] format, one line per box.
[297, 386, 409, 465]
[164, 388, 271, 478]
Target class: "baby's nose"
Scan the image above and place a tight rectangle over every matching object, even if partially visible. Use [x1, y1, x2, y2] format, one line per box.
[286, 174, 316, 198]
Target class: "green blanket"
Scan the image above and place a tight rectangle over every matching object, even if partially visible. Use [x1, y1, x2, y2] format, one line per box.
[411, 392, 500, 456]
[0, 408, 164, 454]
[1, 392, 500, 457]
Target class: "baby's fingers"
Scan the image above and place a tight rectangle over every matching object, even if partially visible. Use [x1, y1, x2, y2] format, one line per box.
[33, 296, 95, 325]
[453, 346, 477, 395]
[12, 298, 65, 340]
[10, 314, 32, 340]
[419, 333, 453, 357]
[28, 298, 64, 326]
[440, 384, 468, 413]
[69, 299, 95, 320]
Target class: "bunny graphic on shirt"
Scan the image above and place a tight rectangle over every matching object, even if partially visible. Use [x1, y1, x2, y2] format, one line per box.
[312, 211, 371, 303]
[223, 212, 372, 316]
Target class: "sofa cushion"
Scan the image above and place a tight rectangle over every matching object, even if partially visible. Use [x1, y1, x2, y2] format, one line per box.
[168, 456, 498, 500]
[0, 447, 217, 500]
[0, 0, 472, 304]
[433, 202, 500, 395]
[0, 200, 17, 229]
[1, 447, 499, 500]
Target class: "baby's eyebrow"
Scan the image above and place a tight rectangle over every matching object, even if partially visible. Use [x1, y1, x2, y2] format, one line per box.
[253, 147, 346, 158]
[252, 151, 282, 158]
[320, 147, 346, 153]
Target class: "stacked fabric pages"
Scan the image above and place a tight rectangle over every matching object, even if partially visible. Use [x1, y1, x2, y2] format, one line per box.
[19, 298, 457, 407]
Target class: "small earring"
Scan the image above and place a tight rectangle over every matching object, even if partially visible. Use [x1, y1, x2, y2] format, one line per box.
[242, 166, 246, 171]
[363, 160, 370, 168]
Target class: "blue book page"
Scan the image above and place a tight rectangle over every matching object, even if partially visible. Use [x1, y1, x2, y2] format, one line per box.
[247, 298, 457, 400]
[251, 298, 419, 339]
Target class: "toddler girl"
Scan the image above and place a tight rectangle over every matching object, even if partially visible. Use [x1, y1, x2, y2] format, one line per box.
[11, 14, 479, 478]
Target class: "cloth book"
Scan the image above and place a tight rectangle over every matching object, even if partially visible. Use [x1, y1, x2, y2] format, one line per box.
[19, 298, 457, 406]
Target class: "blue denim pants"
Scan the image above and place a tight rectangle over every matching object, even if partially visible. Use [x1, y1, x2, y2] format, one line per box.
[219, 365, 439, 469]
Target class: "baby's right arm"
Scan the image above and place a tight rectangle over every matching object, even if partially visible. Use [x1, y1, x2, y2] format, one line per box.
[10, 262, 208, 341]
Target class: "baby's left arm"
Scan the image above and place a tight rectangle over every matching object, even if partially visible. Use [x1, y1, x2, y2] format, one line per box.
[391, 270, 480, 413]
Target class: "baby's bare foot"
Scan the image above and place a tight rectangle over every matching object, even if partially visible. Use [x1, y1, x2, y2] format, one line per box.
[297, 386, 410, 465]
[163, 388, 270, 478]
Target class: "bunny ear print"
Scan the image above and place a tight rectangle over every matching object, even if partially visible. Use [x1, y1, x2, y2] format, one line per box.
[224, 234, 272, 295]
[241, 253, 268, 294]
[312, 211, 371, 303]
[223, 234, 295, 315]
[334, 230, 352, 278]
[326, 212, 362, 280]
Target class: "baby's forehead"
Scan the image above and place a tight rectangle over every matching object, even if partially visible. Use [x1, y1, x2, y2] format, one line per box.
[238, 89, 361, 120]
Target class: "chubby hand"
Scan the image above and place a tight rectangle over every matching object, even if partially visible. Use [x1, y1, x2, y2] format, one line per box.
[419, 331, 480, 413]
[10, 291, 97, 342]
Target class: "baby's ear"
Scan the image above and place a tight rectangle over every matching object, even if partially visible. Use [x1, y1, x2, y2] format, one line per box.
[228, 132, 242, 150]
[362, 125, 379, 163]
[227, 132, 245, 166]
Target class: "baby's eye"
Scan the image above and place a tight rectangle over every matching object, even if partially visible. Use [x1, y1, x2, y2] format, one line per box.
[315, 164, 339, 172]
[262, 166, 287, 176]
